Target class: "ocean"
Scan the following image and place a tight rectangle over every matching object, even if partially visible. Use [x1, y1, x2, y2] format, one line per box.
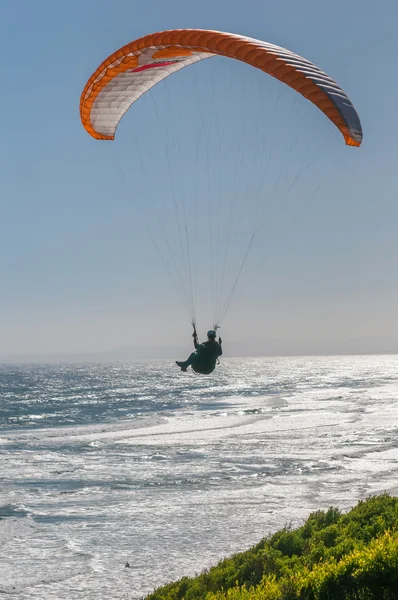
[1, 355, 398, 599]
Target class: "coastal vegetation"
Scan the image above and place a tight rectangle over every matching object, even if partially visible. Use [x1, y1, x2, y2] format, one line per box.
[145, 494, 398, 599]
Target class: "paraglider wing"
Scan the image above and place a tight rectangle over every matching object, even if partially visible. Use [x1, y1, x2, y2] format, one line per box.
[80, 29, 362, 146]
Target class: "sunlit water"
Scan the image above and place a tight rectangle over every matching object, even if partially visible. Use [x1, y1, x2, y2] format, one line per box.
[1, 356, 398, 599]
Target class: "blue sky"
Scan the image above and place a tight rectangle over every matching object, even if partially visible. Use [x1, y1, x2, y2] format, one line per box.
[0, 0, 397, 356]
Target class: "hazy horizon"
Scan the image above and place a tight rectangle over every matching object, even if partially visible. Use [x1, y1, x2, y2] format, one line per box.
[1, 336, 397, 363]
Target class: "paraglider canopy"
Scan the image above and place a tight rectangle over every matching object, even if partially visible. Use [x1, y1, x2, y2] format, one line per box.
[80, 28, 362, 147]
[80, 29, 362, 332]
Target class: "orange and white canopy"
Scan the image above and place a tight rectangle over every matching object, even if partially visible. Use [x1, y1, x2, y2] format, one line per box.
[80, 29, 362, 146]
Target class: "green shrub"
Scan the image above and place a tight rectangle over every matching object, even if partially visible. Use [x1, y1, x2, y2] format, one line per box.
[145, 495, 398, 600]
